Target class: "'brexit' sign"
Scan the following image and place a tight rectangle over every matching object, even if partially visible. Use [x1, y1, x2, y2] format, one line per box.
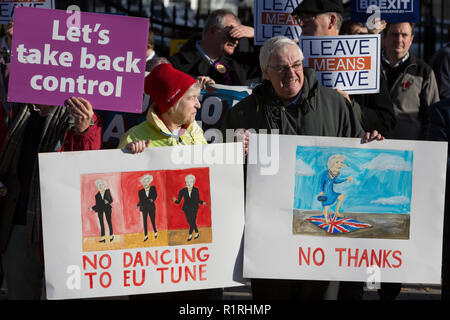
[351, 0, 419, 23]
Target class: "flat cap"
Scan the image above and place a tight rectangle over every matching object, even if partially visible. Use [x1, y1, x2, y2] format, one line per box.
[291, 0, 344, 16]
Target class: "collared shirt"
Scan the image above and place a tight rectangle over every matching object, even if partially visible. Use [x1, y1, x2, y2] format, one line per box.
[286, 90, 302, 108]
[382, 51, 410, 68]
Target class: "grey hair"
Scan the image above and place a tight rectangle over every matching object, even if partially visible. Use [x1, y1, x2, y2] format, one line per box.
[95, 179, 107, 189]
[202, 9, 240, 38]
[259, 36, 304, 74]
[140, 174, 153, 185]
[185, 174, 196, 183]
[329, 12, 343, 31]
[327, 155, 346, 170]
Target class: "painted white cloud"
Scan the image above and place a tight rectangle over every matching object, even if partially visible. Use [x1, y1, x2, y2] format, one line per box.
[296, 159, 315, 176]
[371, 196, 410, 205]
[362, 154, 412, 171]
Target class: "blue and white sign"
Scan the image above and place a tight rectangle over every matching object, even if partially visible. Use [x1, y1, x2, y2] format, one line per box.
[300, 34, 381, 94]
[351, 0, 420, 23]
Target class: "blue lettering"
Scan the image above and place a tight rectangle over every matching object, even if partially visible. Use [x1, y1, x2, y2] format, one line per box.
[321, 40, 333, 55]
[273, 0, 283, 11]
[345, 72, 358, 86]
[334, 41, 345, 55]
[334, 72, 345, 86]
[358, 71, 369, 86]
[321, 72, 333, 87]
[309, 41, 320, 56]
[359, 39, 370, 55]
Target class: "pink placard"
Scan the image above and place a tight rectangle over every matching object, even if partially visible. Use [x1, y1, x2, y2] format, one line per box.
[8, 7, 148, 113]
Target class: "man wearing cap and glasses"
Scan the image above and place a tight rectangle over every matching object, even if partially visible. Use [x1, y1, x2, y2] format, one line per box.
[291, 0, 396, 138]
[169, 9, 261, 86]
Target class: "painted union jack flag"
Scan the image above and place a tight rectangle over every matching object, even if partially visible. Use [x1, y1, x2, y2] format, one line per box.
[306, 214, 372, 234]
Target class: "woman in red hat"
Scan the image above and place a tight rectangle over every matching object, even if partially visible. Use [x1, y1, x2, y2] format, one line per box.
[118, 63, 207, 151]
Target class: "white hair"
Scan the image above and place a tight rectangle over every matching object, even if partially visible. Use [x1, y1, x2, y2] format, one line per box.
[140, 174, 153, 185]
[168, 82, 201, 115]
[259, 36, 304, 74]
[95, 179, 107, 189]
[185, 174, 196, 183]
[327, 155, 346, 170]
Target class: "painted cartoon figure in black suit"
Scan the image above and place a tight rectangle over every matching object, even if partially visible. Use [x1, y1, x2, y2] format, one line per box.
[173, 174, 206, 241]
[136, 174, 158, 241]
[89, 179, 114, 243]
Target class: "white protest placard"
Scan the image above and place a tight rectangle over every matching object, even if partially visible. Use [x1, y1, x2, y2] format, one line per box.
[254, 0, 302, 45]
[39, 144, 245, 299]
[244, 134, 446, 284]
[0, 0, 54, 24]
[300, 34, 381, 94]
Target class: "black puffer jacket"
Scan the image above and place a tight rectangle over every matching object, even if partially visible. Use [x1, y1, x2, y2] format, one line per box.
[222, 67, 365, 138]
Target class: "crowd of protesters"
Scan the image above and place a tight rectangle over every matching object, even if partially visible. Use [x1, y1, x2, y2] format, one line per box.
[0, 0, 449, 301]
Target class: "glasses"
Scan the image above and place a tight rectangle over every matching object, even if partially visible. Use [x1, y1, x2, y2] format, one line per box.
[269, 62, 303, 74]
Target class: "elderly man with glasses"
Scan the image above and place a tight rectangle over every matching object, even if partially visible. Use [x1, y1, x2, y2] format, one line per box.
[223, 36, 378, 141]
[222, 36, 383, 300]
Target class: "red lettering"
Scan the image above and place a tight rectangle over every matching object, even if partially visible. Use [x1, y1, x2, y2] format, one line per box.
[185, 265, 196, 281]
[85, 272, 96, 289]
[171, 266, 182, 283]
[335, 248, 346, 267]
[161, 250, 172, 265]
[382, 250, 392, 268]
[348, 248, 359, 267]
[132, 269, 145, 286]
[146, 250, 158, 265]
[199, 264, 207, 281]
[83, 255, 97, 270]
[123, 270, 131, 287]
[370, 249, 382, 268]
[133, 252, 143, 268]
[157, 267, 168, 283]
[299, 247, 311, 265]
[99, 254, 111, 269]
[358, 249, 369, 268]
[392, 250, 402, 268]
[313, 248, 325, 266]
[123, 252, 132, 268]
[182, 248, 196, 263]
[99, 272, 112, 288]
[197, 247, 210, 262]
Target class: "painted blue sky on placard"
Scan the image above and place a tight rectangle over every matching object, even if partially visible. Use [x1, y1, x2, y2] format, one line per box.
[293, 146, 413, 214]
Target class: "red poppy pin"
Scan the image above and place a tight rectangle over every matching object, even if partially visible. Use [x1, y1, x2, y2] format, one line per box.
[402, 81, 412, 90]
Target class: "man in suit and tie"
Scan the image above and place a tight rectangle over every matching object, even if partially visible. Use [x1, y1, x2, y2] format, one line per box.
[137, 174, 158, 241]
[173, 174, 206, 241]
[89, 179, 114, 243]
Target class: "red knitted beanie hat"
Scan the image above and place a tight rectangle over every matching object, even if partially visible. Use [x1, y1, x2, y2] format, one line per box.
[144, 63, 197, 115]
